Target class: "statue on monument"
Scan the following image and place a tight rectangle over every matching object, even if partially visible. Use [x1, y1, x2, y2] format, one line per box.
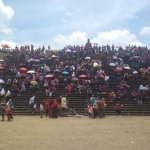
[85, 39, 92, 51]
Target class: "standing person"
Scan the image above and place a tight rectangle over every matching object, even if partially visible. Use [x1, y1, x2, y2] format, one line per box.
[93, 102, 98, 118]
[101, 98, 107, 118]
[7, 99, 14, 119]
[137, 96, 142, 112]
[6, 101, 13, 121]
[45, 97, 50, 117]
[40, 102, 45, 118]
[49, 98, 58, 118]
[115, 102, 121, 115]
[88, 104, 93, 118]
[29, 96, 35, 113]
[0, 98, 6, 121]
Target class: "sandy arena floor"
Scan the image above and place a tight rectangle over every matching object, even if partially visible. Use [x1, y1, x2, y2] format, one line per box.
[0, 115, 150, 150]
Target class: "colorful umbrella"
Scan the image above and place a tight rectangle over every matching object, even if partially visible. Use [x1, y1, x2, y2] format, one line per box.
[66, 49, 71, 52]
[115, 68, 122, 72]
[1, 44, 11, 49]
[27, 70, 35, 74]
[30, 81, 38, 85]
[85, 57, 91, 60]
[0, 79, 5, 84]
[0, 67, 4, 70]
[20, 68, 27, 71]
[124, 67, 131, 70]
[51, 55, 58, 58]
[79, 75, 87, 78]
[45, 74, 54, 78]
[62, 71, 69, 75]
[109, 63, 115, 67]
[133, 71, 138, 74]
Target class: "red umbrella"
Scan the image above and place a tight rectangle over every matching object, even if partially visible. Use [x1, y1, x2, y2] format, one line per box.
[0, 67, 4, 70]
[1, 44, 11, 49]
[20, 68, 27, 71]
[45, 74, 54, 78]
[79, 75, 87, 78]
[115, 68, 122, 72]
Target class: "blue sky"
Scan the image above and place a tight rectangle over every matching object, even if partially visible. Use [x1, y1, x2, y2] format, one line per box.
[0, 0, 150, 49]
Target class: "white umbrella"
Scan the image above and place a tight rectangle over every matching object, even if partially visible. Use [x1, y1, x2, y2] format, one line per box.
[51, 55, 58, 58]
[34, 59, 40, 62]
[0, 79, 5, 84]
[109, 63, 115, 66]
[0, 59, 4, 62]
[85, 57, 91, 60]
[124, 67, 131, 70]
[27, 70, 35, 74]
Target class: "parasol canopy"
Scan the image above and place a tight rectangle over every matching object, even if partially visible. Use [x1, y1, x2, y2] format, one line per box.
[133, 71, 138, 74]
[30, 81, 38, 85]
[0, 59, 4, 62]
[66, 49, 72, 52]
[1, 44, 11, 49]
[115, 68, 123, 72]
[51, 55, 58, 58]
[109, 63, 115, 67]
[0, 79, 5, 84]
[20, 68, 27, 71]
[124, 67, 131, 70]
[85, 57, 91, 60]
[27, 70, 35, 74]
[62, 71, 69, 75]
[0, 67, 4, 70]
[79, 74, 87, 78]
[45, 74, 54, 78]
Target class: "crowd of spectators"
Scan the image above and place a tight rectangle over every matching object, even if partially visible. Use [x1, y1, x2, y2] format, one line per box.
[0, 39, 150, 120]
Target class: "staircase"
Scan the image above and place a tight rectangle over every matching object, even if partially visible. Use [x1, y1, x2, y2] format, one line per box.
[1, 55, 150, 116]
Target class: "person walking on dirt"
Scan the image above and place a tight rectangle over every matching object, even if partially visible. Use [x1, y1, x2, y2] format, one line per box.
[0, 98, 6, 121]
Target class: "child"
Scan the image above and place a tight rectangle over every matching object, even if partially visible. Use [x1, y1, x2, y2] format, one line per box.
[40, 102, 45, 118]
[88, 104, 93, 118]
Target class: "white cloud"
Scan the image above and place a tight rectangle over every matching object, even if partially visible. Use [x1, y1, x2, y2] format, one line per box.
[62, 19, 68, 23]
[0, 40, 17, 48]
[53, 30, 144, 49]
[54, 31, 87, 47]
[0, 0, 14, 35]
[140, 27, 150, 35]
[65, 11, 72, 16]
[92, 30, 144, 47]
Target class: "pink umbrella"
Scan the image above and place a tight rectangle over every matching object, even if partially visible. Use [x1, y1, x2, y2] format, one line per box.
[66, 49, 71, 52]
[45, 74, 54, 78]
[133, 71, 138, 74]
[79, 75, 87, 78]
[115, 68, 122, 72]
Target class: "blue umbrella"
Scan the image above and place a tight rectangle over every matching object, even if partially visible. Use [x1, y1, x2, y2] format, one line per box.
[62, 71, 69, 75]
[139, 87, 148, 91]
[40, 58, 45, 60]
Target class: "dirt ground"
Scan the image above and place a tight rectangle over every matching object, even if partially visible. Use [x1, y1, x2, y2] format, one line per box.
[0, 115, 150, 150]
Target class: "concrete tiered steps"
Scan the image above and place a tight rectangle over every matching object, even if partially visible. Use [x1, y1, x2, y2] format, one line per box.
[1, 54, 150, 116]
[10, 79, 150, 116]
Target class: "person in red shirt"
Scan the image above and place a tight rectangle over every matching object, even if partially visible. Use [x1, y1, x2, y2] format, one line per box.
[49, 98, 58, 118]
[45, 98, 50, 117]
[115, 102, 121, 115]
[14, 84, 20, 96]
